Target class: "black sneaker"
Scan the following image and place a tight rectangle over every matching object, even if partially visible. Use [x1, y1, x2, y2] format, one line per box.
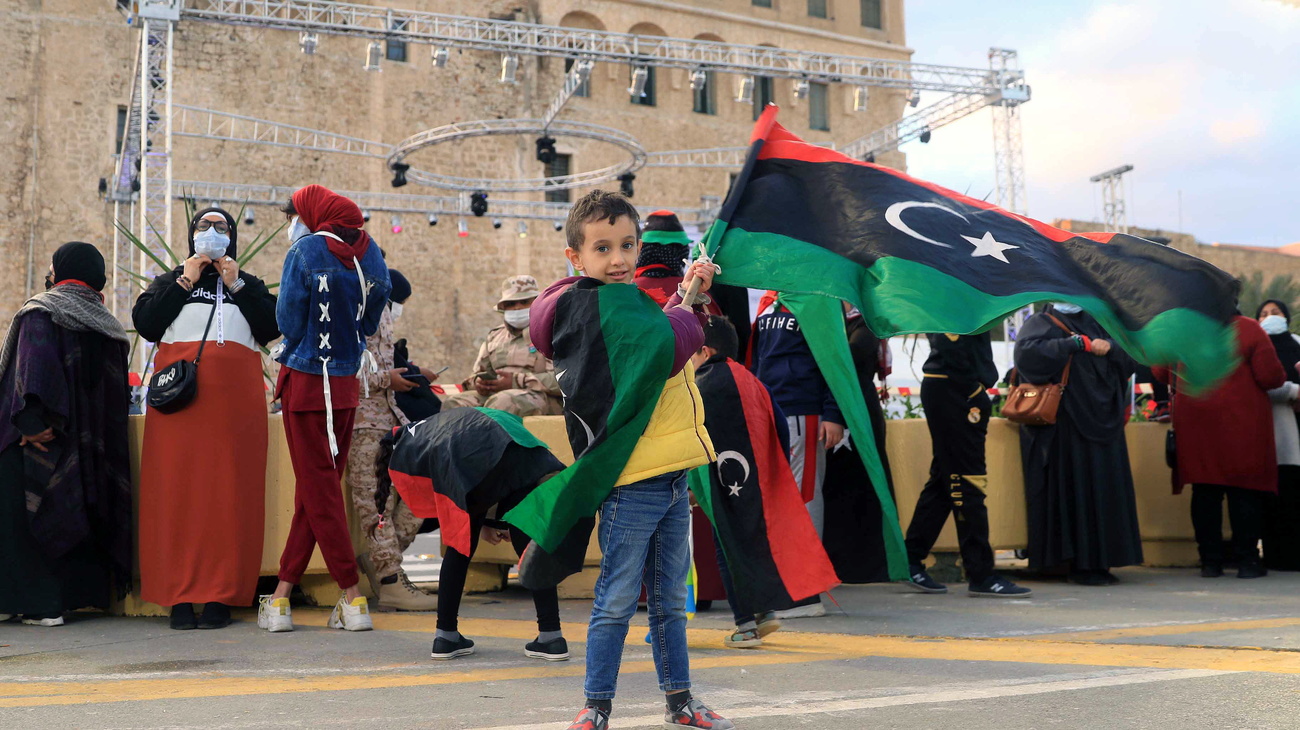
[1201, 563, 1224, 578]
[430, 634, 475, 660]
[198, 602, 231, 630]
[1238, 562, 1268, 579]
[170, 604, 197, 631]
[968, 575, 1033, 598]
[565, 705, 609, 730]
[665, 698, 735, 729]
[905, 565, 948, 594]
[524, 636, 570, 661]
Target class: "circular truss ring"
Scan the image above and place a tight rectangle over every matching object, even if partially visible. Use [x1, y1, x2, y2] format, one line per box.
[388, 119, 647, 193]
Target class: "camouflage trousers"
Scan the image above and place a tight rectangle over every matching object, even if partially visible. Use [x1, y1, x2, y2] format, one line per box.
[441, 388, 563, 417]
[346, 428, 423, 579]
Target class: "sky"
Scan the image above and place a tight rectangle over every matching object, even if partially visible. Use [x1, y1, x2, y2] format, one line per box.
[900, 0, 1300, 246]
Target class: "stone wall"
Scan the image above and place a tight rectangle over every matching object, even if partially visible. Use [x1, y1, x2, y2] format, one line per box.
[3, 0, 911, 375]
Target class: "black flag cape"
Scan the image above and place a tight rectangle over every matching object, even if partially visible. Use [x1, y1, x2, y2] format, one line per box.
[702, 106, 1241, 580]
[688, 356, 839, 611]
[387, 407, 565, 557]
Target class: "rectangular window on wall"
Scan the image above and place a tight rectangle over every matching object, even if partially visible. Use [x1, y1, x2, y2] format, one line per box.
[753, 76, 775, 121]
[545, 154, 572, 203]
[114, 105, 128, 153]
[387, 20, 408, 62]
[809, 82, 830, 131]
[692, 71, 716, 115]
[861, 0, 883, 29]
[809, 0, 828, 18]
[753, 0, 773, 7]
[630, 65, 656, 106]
[565, 57, 591, 98]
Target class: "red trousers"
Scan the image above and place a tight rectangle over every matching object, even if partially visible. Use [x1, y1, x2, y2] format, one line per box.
[277, 372, 360, 590]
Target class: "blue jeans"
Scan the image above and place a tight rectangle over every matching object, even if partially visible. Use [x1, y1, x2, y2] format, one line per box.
[584, 470, 692, 699]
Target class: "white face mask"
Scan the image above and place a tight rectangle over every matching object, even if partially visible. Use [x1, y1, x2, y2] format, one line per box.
[1053, 302, 1083, 314]
[193, 228, 230, 259]
[503, 309, 531, 330]
[1261, 314, 1289, 336]
[390, 302, 404, 321]
[287, 216, 312, 243]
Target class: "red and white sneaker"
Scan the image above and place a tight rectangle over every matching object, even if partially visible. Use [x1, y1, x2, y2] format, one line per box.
[565, 705, 609, 730]
[665, 698, 735, 729]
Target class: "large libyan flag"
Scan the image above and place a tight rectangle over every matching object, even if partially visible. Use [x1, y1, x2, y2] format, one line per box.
[703, 105, 1240, 579]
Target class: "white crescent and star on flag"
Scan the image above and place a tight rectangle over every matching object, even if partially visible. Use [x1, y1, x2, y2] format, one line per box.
[883, 201, 1020, 264]
[716, 450, 751, 497]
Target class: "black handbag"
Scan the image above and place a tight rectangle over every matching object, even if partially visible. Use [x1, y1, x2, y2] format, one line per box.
[147, 299, 217, 414]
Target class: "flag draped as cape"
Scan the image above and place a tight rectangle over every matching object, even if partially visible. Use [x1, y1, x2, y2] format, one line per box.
[387, 407, 564, 556]
[703, 106, 1241, 580]
[688, 357, 839, 610]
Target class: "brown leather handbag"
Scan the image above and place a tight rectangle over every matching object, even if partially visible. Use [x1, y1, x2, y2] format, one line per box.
[1002, 315, 1074, 426]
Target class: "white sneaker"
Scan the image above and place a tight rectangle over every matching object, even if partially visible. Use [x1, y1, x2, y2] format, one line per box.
[328, 595, 374, 632]
[774, 601, 826, 620]
[0, 614, 13, 622]
[21, 615, 64, 627]
[258, 595, 294, 633]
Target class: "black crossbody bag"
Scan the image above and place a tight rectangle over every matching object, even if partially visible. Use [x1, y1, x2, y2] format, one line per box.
[147, 298, 218, 414]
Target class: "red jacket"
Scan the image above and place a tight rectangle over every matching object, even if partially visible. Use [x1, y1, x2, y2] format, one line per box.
[1154, 316, 1286, 494]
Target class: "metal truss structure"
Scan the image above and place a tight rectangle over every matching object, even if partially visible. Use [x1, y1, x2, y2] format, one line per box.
[173, 105, 389, 158]
[989, 49, 1027, 215]
[387, 119, 647, 193]
[1091, 164, 1134, 234]
[175, 180, 721, 226]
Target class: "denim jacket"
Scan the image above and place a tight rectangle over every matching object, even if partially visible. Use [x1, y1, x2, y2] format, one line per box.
[275, 233, 391, 376]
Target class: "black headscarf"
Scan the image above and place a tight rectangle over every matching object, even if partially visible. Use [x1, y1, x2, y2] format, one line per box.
[187, 207, 239, 259]
[51, 241, 107, 291]
[1256, 299, 1300, 383]
[389, 269, 411, 304]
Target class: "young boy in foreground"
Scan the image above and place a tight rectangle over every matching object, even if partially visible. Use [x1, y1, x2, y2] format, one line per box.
[528, 190, 733, 730]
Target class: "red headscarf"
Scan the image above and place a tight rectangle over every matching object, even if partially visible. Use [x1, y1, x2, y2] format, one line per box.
[291, 184, 372, 269]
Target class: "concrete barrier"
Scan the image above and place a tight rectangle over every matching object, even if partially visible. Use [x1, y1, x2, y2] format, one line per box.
[116, 415, 1195, 615]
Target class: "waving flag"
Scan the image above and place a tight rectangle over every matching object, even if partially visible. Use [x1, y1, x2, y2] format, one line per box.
[387, 407, 564, 556]
[688, 358, 839, 611]
[703, 106, 1240, 579]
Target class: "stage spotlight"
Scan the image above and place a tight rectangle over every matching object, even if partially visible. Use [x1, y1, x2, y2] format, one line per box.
[535, 135, 557, 164]
[97, 178, 108, 197]
[470, 191, 489, 217]
[864, 152, 876, 163]
[517, 221, 528, 238]
[853, 86, 869, 112]
[500, 54, 519, 84]
[299, 32, 318, 55]
[735, 76, 754, 104]
[432, 46, 449, 68]
[792, 78, 810, 100]
[919, 126, 932, 144]
[908, 89, 921, 107]
[390, 162, 410, 188]
[689, 69, 707, 92]
[362, 210, 371, 223]
[492, 218, 503, 230]
[618, 172, 635, 198]
[553, 220, 563, 231]
[627, 66, 649, 98]
[244, 208, 255, 225]
[390, 215, 403, 234]
[427, 213, 438, 226]
[458, 219, 469, 237]
[364, 41, 382, 71]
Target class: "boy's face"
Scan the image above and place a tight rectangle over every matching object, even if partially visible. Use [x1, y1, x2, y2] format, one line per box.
[564, 214, 640, 284]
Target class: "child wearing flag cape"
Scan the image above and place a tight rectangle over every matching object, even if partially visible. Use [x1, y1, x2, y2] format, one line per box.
[372, 407, 570, 661]
[510, 190, 731, 730]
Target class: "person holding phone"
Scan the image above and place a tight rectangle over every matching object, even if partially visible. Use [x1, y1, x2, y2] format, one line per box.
[441, 276, 562, 417]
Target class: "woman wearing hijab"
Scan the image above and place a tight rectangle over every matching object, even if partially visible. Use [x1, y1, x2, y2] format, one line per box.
[1257, 301, 1300, 570]
[132, 208, 280, 630]
[0, 243, 132, 626]
[1015, 303, 1143, 585]
[1155, 311, 1286, 578]
[262, 185, 390, 633]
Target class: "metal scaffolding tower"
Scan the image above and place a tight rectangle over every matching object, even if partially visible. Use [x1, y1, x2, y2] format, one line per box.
[1090, 164, 1135, 234]
[989, 49, 1028, 215]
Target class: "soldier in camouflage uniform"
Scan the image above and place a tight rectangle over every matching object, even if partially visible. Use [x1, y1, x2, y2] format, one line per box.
[442, 275, 563, 416]
[345, 270, 438, 611]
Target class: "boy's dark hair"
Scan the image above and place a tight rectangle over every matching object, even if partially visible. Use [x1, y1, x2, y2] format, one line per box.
[702, 315, 740, 361]
[280, 199, 297, 216]
[565, 189, 640, 250]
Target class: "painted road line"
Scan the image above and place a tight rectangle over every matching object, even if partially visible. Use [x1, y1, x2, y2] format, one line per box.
[1026, 616, 1300, 642]
[468, 668, 1235, 730]
[0, 652, 843, 708]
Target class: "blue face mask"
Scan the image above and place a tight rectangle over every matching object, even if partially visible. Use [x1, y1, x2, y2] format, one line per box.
[1053, 302, 1083, 314]
[193, 228, 230, 259]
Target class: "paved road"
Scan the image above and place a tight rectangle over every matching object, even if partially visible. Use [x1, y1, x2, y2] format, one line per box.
[2, 568, 1298, 729]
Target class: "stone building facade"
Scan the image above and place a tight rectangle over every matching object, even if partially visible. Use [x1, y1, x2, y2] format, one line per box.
[3, 0, 911, 375]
